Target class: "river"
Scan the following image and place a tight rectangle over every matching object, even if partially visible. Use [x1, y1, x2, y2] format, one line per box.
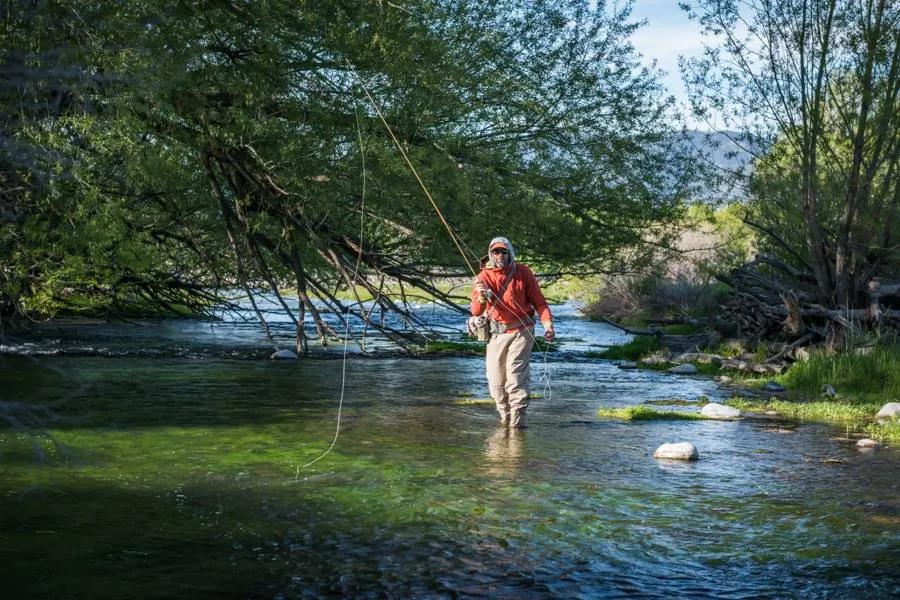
[1, 302, 898, 598]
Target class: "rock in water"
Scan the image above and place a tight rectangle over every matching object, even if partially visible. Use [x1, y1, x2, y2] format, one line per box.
[700, 403, 742, 420]
[270, 349, 299, 360]
[761, 381, 785, 392]
[875, 402, 900, 420]
[653, 442, 699, 460]
[856, 438, 880, 449]
[618, 361, 638, 369]
[668, 363, 699, 375]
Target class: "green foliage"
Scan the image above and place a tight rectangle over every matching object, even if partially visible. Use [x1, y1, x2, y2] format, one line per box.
[684, 0, 900, 309]
[3, 0, 695, 328]
[685, 202, 757, 275]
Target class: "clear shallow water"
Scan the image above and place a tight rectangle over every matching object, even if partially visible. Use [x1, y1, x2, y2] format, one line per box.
[0, 301, 626, 358]
[1, 308, 898, 598]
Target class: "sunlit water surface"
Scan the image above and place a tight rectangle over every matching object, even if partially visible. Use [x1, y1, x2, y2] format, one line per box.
[1, 304, 898, 598]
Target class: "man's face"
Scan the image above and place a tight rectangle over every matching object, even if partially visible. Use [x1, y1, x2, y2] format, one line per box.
[491, 248, 509, 267]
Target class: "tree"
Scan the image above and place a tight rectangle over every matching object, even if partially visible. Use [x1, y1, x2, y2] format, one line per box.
[3, 1, 697, 350]
[683, 0, 900, 342]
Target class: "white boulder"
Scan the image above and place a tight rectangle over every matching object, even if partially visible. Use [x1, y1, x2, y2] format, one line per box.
[668, 363, 699, 375]
[700, 403, 742, 420]
[270, 349, 299, 360]
[653, 442, 699, 461]
[856, 438, 880, 449]
[875, 402, 900, 420]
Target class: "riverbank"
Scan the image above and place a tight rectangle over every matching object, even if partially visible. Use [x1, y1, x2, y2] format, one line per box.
[600, 337, 900, 444]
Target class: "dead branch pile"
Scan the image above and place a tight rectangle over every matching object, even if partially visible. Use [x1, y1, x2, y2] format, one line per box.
[716, 255, 900, 344]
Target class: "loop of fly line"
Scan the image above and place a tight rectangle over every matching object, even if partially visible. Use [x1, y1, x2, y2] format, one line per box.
[295, 95, 368, 478]
[296, 62, 554, 476]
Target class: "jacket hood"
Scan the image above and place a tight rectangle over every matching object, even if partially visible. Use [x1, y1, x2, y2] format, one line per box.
[486, 236, 516, 269]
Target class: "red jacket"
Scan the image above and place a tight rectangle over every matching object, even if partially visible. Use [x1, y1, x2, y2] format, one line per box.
[470, 263, 552, 332]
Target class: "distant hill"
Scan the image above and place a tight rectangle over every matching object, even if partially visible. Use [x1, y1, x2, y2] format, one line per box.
[683, 130, 757, 170]
[680, 130, 762, 203]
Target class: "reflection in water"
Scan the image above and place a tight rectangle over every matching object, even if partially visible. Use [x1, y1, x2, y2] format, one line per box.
[483, 427, 525, 476]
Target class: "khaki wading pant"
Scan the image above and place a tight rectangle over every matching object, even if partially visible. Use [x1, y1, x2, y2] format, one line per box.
[486, 328, 535, 425]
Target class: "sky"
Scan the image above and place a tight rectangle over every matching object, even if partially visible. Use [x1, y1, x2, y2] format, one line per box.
[624, 1, 707, 123]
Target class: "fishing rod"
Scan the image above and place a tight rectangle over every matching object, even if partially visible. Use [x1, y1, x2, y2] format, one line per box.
[347, 61, 555, 381]
[297, 61, 555, 474]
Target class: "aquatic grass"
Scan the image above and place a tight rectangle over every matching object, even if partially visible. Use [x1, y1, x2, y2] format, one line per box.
[865, 420, 900, 444]
[453, 393, 543, 405]
[598, 335, 659, 360]
[725, 396, 900, 444]
[453, 397, 494, 405]
[417, 340, 485, 355]
[596, 406, 704, 420]
[693, 362, 722, 375]
[416, 338, 560, 355]
[723, 397, 881, 423]
[645, 397, 709, 406]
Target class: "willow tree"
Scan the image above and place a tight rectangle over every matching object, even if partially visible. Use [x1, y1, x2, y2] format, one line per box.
[683, 0, 900, 343]
[4, 0, 695, 349]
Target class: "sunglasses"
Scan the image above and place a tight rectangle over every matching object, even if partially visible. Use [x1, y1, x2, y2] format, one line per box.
[491, 249, 509, 255]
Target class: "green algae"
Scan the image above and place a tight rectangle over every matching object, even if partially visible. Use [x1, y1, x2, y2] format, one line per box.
[596, 406, 704, 420]
[2, 355, 899, 597]
[453, 397, 494, 405]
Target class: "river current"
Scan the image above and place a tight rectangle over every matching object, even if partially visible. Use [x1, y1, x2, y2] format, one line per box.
[1, 302, 898, 598]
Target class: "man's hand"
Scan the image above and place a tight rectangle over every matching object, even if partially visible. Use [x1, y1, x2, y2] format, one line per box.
[474, 280, 490, 302]
[543, 323, 555, 342]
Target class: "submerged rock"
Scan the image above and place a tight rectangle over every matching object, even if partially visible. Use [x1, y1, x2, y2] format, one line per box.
[673, 352, 723, 365]
[641, 354, 672, 366]
[856, 438, 880, 449]
[653, 442, 699, 460]
[618, 361, 638, 369]
[700, 403, 742, 420]
[761, 381, 785, 393]
[668, 363, 698, 375]
[875, 402, 900, 420]
[270, 349, 299, 360]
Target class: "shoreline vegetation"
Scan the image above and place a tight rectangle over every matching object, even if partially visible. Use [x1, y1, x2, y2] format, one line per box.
[595, 336, 900, 445]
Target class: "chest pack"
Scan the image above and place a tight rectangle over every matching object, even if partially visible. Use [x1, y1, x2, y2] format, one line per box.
[466, 264, 517, 342]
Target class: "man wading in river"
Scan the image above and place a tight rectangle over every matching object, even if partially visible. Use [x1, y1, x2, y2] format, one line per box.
[471, 237, 555, 428]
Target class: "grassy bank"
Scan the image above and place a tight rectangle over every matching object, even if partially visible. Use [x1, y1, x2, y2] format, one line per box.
[775, 344, 900, 405]
[593, 337, 900, 444]
[732, 344, 900, 444]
